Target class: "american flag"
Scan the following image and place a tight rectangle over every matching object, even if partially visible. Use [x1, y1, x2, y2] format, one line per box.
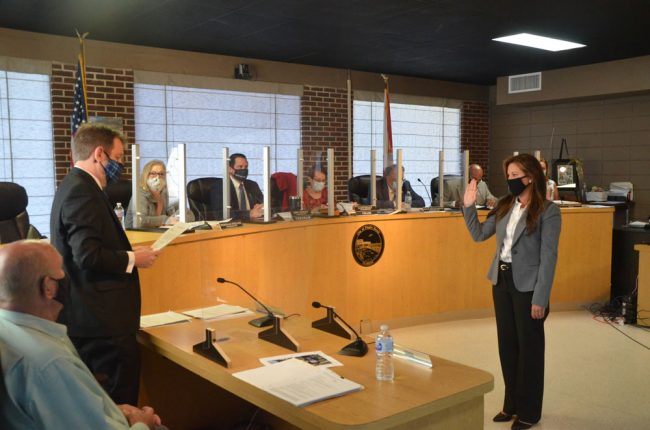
[71, 54, 88, 135]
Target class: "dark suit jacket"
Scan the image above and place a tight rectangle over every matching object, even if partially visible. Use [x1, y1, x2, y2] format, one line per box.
[375, 178, 425, 209]
[212, 177, 264, 220]
[50, 168, 140, 338]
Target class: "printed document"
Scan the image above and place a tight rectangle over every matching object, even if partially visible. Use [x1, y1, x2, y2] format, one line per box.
[152, 221, 206, 250]
[182, 304, 249, 320]
[140, 311, 191, 328]
[233, 358, 362, 407]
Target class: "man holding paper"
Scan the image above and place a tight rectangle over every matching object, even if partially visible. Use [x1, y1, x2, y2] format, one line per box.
[50, 124, 159, 405]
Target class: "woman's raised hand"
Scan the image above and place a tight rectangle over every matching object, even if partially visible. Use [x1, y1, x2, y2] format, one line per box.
[463, 178, 478, 208]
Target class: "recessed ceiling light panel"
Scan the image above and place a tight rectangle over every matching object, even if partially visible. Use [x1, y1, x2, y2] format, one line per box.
[493, 33, 586, 52]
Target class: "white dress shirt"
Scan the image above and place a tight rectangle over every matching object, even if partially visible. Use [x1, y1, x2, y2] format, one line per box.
[499, 200, 527, 263]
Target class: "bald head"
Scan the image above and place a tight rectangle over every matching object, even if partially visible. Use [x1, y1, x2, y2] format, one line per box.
[0, 240, 65, 319]
[469, 164, 484, 181]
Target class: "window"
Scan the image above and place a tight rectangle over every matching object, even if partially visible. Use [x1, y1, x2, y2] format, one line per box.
[0, 71, 54, 236]
[353, 100, 461, 206]
[134, 84, 300, 188]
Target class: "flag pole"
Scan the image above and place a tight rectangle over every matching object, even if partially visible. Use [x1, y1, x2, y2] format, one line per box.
[75, 30, 90, 117]
[381, 74, 393, 171]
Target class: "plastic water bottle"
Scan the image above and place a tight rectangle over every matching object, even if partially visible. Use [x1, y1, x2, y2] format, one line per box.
[405, 191, 412, 208]
[114, 202, 125, 229]
[375, 324, 394, 381]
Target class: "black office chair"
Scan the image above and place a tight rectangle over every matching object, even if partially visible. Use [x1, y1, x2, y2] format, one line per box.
[0, 182, 42, 243]
[348, 175, 383, 204]
[187, 177, 222, 220]
[104, 179, 133, 210]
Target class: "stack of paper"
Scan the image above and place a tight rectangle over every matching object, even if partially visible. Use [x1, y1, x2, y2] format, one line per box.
[140, 311, 191, 328]
[233, 358, 363, 407]
[182, 304, 249, 320]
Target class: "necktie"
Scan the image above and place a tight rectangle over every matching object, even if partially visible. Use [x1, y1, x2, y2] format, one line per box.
[239, 183, 247, 210]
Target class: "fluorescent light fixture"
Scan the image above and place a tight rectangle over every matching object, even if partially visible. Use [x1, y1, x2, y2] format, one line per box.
[493, 33, 585, 52]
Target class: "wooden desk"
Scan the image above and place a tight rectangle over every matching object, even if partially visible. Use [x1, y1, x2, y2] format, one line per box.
[635, 244, 650, 327]
[137, 315, 493, 430]
[129, 207, 613, 328]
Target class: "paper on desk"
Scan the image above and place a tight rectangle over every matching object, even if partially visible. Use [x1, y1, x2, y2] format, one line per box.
[259, 350, 342, 368]
[140, 311, 191, 328]
[181, 304, 249, 320]
[233, 358, 363, 407]
[152, 221, 206, 251]
[628, 221, 649, 228]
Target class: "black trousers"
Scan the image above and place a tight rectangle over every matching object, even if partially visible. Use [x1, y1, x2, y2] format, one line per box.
[493, 266, 549, 423]
[71, 334, 140, 405]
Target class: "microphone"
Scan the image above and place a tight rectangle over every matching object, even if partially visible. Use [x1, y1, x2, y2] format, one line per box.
[216, 277, 299, 351]
[417, 178, 433, 207]
[312, 301, 368, 357]
[217, 277, 274, 327]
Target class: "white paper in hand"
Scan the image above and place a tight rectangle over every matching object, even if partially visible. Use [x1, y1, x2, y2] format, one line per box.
[152, 221, 206, 251]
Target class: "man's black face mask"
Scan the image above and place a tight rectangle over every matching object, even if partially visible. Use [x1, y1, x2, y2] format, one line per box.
[53, 275, 70, 306]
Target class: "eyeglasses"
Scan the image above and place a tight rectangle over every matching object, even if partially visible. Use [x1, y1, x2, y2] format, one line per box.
[102, 149, 124, 165]
[148, 172, 166, 178]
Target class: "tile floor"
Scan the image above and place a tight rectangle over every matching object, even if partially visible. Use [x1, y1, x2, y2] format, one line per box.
[392, 310, 650, 430]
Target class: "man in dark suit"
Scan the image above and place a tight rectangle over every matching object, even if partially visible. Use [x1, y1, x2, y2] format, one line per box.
[50, 124, 159, 405]
[375, 164, 425, 209]
[225, 153, 264, 220]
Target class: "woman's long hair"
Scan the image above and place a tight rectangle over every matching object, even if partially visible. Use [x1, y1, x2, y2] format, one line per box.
[492, 154, 547, 234]
[139, 160, 166, 193]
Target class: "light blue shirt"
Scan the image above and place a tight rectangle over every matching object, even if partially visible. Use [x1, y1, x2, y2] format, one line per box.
[0, 309, 148, 430]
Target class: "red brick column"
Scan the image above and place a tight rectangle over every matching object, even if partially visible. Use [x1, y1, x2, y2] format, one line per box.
[460, 101, 490, 177]
[301, 86, 350, 201]
[51, 63, 135, 184]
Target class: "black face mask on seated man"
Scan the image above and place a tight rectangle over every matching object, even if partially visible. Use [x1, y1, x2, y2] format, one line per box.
[53, 275, 70, 306]
[233, 168, 248, 181]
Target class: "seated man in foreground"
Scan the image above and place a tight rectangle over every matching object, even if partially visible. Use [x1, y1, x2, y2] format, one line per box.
[0, 240, 163, 430]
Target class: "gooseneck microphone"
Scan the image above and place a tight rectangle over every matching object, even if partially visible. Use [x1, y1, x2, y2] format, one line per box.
[417, 178, 433, 207]
[216, 277, 299, 351]
[217, 277, 274, 327]
[312, 301, 368, 357]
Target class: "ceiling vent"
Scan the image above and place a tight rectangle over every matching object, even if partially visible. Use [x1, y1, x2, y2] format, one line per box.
[508, 72, 542, 93]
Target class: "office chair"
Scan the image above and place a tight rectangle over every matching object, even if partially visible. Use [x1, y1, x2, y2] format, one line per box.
[0, 181, 42, 243]
[104, 179, 133, 210]
[187, 177, 223, 220]
[348, 175, 383, 204]
[270, 172, 297, 212]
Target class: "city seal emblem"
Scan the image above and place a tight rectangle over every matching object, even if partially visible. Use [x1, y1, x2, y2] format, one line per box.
[352, 224, 385, 267]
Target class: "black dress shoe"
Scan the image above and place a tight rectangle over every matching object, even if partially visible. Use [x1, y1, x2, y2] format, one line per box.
[511, 419, 535, 430]
[493, 411, 514, 422]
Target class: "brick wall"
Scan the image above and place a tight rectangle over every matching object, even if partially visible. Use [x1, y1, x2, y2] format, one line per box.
[301, 86, 350, 201]
[51, 63, 135, 183]
[460, 101, 490, 177]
